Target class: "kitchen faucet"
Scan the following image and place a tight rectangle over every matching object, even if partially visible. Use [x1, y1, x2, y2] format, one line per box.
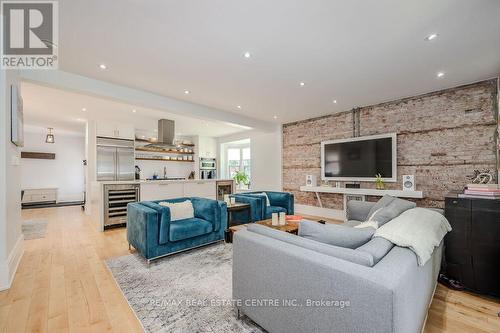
[163, 166, 167, 179]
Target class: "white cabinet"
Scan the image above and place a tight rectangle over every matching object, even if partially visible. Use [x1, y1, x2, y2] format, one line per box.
[198, 137, 217, 158]
[183, 181, 216, 199]
[97, 122, 135, 140]
[140, 183, 184, 201]
[22, 188, 58, 204]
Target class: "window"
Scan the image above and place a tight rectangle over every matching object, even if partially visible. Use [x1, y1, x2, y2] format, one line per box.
[221, 139, 251, 184]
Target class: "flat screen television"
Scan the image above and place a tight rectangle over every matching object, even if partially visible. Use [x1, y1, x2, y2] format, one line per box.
[321, 133, 397, 182]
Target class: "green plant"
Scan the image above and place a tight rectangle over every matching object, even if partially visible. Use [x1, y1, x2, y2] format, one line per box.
[375, 173, 385, 190]
[233, 171, 250, 186]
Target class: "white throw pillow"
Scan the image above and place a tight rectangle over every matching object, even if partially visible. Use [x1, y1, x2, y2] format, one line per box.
[159, 200, 194, 221]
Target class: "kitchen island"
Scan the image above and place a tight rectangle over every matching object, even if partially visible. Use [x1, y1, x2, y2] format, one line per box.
[89, 179, 234, 231]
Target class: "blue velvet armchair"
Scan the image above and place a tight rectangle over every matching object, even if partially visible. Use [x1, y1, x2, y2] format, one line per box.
[231, 191, 294, 222]
[127, 197, 227, 263]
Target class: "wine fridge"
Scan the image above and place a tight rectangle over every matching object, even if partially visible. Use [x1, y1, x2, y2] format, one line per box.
[103, 184, 140, 229]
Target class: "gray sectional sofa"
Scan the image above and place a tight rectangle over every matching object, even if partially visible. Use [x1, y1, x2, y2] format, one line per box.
[232, 200, 443, 333]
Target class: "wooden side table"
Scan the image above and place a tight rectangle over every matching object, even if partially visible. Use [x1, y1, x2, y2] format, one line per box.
[226, 202, 251, 227]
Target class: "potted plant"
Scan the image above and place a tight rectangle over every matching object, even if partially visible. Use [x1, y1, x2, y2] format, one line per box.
[375, 173, 385, 190]
[233, 171, 250, 189]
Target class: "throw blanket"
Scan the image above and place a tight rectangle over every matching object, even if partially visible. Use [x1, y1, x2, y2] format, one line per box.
[374, 208, 452, 266]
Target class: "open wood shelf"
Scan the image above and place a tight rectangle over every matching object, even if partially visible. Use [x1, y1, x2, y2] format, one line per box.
[135, 138, 195, 147]
[135, 158, 194, 162]
[135, 147, 194, 155]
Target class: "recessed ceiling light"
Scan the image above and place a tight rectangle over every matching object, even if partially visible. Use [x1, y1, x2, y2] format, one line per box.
[184, 90, 190, 95]
[236, 105, 242, 109]
[299, 82, 305, 87]
[437, 72, 445, 78]
[425, 33, 438, 41]
[81, 107, 86, 111]
[273, 115, 278, 119]
[141, 135, 146, 139]
[132, 109, 137, 113]
[333, 100, 337, 104]
[243, 52, 251, 58]
[99, 64, 107, 70]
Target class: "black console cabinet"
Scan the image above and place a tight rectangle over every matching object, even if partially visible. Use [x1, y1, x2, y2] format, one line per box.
[444, 195, 500, 297]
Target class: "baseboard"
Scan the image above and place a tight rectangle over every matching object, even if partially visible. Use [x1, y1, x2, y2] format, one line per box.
[295, 204, 345, 221]
[0, 234, 24, 291]
[22, 201, 84, 209]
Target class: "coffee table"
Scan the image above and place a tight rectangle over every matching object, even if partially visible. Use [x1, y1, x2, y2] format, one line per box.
[224, 218, 299, 243]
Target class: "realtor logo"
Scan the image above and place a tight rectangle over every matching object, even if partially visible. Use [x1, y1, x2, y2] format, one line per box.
[1, 1, 58, 69]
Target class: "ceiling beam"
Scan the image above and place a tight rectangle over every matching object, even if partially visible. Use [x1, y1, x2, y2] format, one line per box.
[20, 70, 278, 132]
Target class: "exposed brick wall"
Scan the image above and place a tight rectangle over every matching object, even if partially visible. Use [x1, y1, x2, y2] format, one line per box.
[283, 79, 498, 209]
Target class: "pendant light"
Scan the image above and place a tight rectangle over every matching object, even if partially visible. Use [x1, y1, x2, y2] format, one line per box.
[45, 127, 55, 143]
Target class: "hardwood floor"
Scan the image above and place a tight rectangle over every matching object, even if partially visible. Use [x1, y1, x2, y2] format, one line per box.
[0, 206, 498, 333]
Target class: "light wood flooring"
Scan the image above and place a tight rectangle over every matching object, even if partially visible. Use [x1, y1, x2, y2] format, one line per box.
[0, 206, 498, 333]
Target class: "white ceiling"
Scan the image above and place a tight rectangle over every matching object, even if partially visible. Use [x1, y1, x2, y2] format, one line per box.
[21, 82, 249, 137]
[56, 0, 500, 124]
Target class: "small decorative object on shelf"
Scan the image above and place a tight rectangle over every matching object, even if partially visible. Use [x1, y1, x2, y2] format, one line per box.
[375, 173, 385, 190]
[467, 169, 494, 184]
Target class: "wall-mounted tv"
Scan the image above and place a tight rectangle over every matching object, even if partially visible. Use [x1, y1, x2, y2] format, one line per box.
[321, 133, 397, 182]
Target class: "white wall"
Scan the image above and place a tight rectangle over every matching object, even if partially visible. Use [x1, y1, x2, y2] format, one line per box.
[0, 69, 24, 290]
[21, 130, 85, 202]
[217, 129, 282, 191]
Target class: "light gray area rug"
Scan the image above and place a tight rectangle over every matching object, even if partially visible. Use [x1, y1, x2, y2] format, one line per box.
[22, 218, 48, 240]
[106, 243, 265, 333]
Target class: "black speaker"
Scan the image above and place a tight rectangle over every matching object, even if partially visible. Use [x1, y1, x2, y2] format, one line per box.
[345, 183, 360, 189]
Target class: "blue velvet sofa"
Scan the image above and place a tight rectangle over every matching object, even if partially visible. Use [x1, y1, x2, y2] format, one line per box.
[127, 197, 227, 263]
[231, 191, 294, 222]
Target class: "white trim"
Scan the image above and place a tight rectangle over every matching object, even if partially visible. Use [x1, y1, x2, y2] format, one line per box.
[0, 234, 24, 291]
[295, 204, 345, 221]
[321, 132, 397, 182]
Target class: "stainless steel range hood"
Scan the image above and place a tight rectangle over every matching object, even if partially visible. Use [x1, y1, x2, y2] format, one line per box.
[148, 119, 175, 146]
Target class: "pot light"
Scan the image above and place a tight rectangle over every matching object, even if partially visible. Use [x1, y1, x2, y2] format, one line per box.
[99, 64, 107, 70]
[184, 90, 190, 95]
[81, 107, 86, 111]
[236, 105, 242, 109]
[132, 109, 137, 113]
[243, 52, 251, 58]
[273, 115, 278, 119]
[425, 33, 438, 41]
[333, 100, 337, 104]
[437, 72, 445, 78]
[45, 128, 55, 143]
[299, 82, 305, 87]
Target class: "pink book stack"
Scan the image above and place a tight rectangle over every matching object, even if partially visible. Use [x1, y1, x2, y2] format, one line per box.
[458, 184, 500, 199]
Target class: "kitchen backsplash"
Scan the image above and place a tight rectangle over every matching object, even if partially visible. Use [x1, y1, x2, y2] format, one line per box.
[135, 160, 195, 179]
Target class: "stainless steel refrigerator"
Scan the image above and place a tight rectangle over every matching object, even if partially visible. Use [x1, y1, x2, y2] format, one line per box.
[96, 137, 135, 181]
